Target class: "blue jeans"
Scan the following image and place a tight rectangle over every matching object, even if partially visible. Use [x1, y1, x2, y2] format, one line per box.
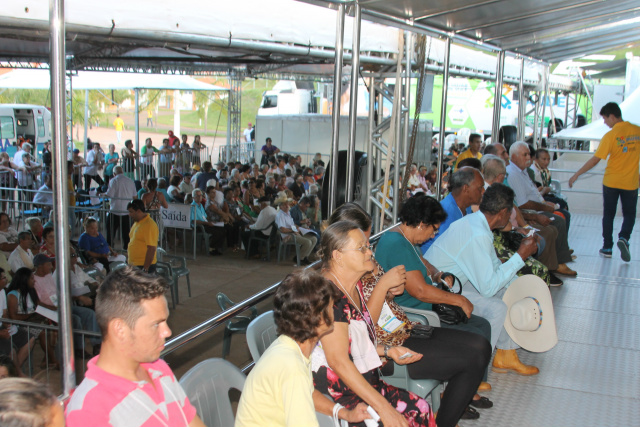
[602, 185, 638, 249]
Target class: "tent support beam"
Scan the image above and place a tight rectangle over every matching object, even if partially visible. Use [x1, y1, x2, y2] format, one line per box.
[491, 51, 505, 144]
[328, 3, 345, 214]
[346, 3, 361, 202]
[517, 57, 526, 140]
[49, 0, 75, 398]
[135, 88, 140, 167]
[436, 37, 451, 200]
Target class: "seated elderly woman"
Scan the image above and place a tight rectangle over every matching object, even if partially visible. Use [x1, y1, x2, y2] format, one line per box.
[0, 378, 64, 427]
[330, 203, 492, 426]
[312, 221, 435, 427]
[78, 217, 126, 272]
[236, 269, 369, 427]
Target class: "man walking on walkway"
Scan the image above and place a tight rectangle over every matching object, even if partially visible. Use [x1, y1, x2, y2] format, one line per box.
[113, 113, 125, 143]
[569, 102, 640, 262]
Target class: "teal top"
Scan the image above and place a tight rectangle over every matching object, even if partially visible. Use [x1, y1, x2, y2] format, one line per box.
[104, 152, 119, 176]
[375, 230, 434, 311]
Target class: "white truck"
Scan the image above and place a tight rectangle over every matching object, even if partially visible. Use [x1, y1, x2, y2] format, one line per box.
[258, 80, 317, 115]
[0, 104, 52, 158]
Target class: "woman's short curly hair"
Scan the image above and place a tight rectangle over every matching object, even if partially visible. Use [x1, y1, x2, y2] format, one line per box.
[398, 193, 447, 227]
[274, 269, 341, 342]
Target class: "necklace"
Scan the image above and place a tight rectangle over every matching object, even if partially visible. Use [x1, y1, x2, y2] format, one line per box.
[397, 226, 424, 261]
[327, 271, 377, 346]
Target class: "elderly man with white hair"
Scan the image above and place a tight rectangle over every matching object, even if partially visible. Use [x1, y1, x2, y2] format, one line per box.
[103, 165, 137, 249]
[506, 141, 575, 277]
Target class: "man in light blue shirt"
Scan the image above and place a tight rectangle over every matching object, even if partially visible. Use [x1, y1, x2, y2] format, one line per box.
[420, 167, 483, 254]
[426, 183, 541, 376]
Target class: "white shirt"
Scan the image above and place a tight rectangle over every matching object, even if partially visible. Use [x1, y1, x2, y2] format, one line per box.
[8, 247, 33, 273]
[0, 227, 19, 257]
[243, 128, 253, 142]
[106, 174, 137, 214]
[33, 184, 54, 206]
[276, 209, 297, 242]
[250, 206, 277, 236]
[13, 149, 27, 167]
[179, 181, 194, 195]
[506, 163, 545, 207]
[84, 149, 102, 175]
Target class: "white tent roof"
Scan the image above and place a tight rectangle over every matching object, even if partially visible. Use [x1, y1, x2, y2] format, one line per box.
[553, 86, 640, 141]
[0, 69, 227, 91]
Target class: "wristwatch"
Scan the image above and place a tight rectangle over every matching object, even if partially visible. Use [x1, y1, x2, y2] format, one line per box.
[383, 344, 391, 359]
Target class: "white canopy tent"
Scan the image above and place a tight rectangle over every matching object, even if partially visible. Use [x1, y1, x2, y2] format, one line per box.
[553, 86, 640, 141]
[0, 69, 227, 91]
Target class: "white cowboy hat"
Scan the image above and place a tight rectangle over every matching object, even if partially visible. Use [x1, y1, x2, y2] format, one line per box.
[503, 275, 558, 353]
[273, 192, 293, 206]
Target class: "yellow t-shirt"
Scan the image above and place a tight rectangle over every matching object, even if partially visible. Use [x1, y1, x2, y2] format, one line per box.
[67, 177, 76, 206]
[594, 121, 640, 190]
[235, 335, 319, 427]
[128, 215, 158, 266]
[113, 117, 125, 131]
[454, 149, 482, 170]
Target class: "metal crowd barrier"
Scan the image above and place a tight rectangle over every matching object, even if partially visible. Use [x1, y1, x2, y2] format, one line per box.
[0, 317, 101, 380]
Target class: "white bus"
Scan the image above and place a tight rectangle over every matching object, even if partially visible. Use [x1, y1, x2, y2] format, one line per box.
[0, 104, 52, 158]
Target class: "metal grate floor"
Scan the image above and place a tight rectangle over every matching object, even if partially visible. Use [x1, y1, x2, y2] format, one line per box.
[459, 214, 640, 427]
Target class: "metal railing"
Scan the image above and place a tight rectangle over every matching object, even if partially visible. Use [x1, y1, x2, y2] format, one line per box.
[160, 223, 396, 372]
[0, 317, 100, 379]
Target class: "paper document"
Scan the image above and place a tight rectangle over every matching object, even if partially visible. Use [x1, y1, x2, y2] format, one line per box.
[36, 305, 58, 323]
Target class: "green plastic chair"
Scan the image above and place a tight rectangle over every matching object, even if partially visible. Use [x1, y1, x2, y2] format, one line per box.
[216, 292, 258, 359]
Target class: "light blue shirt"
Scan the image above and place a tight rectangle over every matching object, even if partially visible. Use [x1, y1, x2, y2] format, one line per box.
[506, 162, 544, 207]
[425, 210, 525, 298]
[191, 201, 207, 224]
[420, 193, 470, 254]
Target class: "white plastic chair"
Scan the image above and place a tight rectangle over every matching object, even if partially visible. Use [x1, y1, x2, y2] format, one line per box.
[179, 358, 245, 427]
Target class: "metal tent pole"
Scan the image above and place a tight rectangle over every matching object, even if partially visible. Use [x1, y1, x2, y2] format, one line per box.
[49, 0, 75, 397]
[346, 3, 361, 203]
[365, 76, 375, 214]
[83, 89, 89, 154]
[435, 38, 451, 200]
[135, 88, 140, 154]
[491, 51, 506, 144]
[538, 66, 550, 147]
[517, 57, 526, 140]
[328, 3, 345, 214]
[403, 32, 413, 165]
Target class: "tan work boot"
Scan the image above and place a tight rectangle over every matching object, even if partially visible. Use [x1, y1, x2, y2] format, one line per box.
[555, 263, 577, 276]
[491, 349, 539, 376]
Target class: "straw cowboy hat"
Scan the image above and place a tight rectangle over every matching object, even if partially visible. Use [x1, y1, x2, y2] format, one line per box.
[503, 275, 558, 353]
[273, 192, 293, 207]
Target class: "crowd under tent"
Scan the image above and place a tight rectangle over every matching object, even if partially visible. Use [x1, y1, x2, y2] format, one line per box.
[2, 0, 640, 399]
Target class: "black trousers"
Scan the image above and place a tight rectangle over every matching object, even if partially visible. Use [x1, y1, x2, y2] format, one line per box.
[106, 213, 131, 250]
[83, 174, 104, 192]
[380, 328, 491, 427]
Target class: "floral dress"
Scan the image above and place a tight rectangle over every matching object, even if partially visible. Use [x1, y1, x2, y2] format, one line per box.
[312, 289, 435, 427]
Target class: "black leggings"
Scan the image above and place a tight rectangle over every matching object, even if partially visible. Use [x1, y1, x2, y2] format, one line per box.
[382, 327, 491, 427]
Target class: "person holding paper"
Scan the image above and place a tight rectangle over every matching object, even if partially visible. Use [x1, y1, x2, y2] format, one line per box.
[32, 254, 102, 358]
[274, 194, 316, 266]
[6, 267, 58, 369]
[78, 217, 126, 273]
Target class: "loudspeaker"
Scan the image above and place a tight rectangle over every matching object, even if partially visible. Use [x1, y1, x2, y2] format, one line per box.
[321, 150, 367, 219]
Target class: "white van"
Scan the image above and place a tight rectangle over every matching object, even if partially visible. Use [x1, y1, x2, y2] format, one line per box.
[258, 81, 316, 116]
[0, 104, 52, 158]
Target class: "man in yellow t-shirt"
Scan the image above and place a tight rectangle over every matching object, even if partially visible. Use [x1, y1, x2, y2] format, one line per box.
[454, 133, 483, 170]
[569, 102, 640, 262]
[113, 113, 125, 143]
[127, 199, 159, 273]
[146, 109, 153, 127]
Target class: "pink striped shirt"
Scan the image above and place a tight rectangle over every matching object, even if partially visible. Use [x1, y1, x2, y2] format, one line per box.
[65, 357, 196, 427]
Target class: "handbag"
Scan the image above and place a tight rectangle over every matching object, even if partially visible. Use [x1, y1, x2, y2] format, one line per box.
[432, 272, 469, 325]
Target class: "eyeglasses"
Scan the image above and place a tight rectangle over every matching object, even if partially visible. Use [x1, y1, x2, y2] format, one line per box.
[341, 244, 373, 254]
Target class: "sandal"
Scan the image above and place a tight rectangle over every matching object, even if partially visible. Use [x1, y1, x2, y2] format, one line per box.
[461, 405, 480, 420]
[470, 396, 493, 409]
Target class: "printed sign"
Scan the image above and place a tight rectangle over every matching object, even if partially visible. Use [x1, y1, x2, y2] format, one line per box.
[160, 204, 192, 229]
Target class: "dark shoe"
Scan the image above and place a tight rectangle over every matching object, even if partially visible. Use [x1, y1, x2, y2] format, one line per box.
[301, 257, 311, 266]
[549, 272, 563, 287]
[209, 249, 222, 256]
[599, 247, 612, 258]
[461, 405, 480, 420]
[470, 396, 493, 409]
[617, 238, 631, 262]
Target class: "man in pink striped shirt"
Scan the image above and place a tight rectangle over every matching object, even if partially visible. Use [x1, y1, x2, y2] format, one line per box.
[65, 266, 206, 427]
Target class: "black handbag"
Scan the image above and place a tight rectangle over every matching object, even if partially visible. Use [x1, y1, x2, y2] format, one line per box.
[432, 272, 469, 325]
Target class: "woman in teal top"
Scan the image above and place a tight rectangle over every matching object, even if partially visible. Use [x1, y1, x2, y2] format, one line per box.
[103, 143, 119, 185]
[375, 194, 491, 342]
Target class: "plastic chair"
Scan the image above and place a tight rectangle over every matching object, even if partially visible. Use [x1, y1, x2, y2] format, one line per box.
[216, 292, 258, 359]
[277, 229, 302, 266]
[179, 358, 245, 427]
[155, 262, 178, 309]
[246, 311, 334, 427]
[245, 221, 277, 260]
[157, 247, 191, 303]
[195, 224, 211, 254]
